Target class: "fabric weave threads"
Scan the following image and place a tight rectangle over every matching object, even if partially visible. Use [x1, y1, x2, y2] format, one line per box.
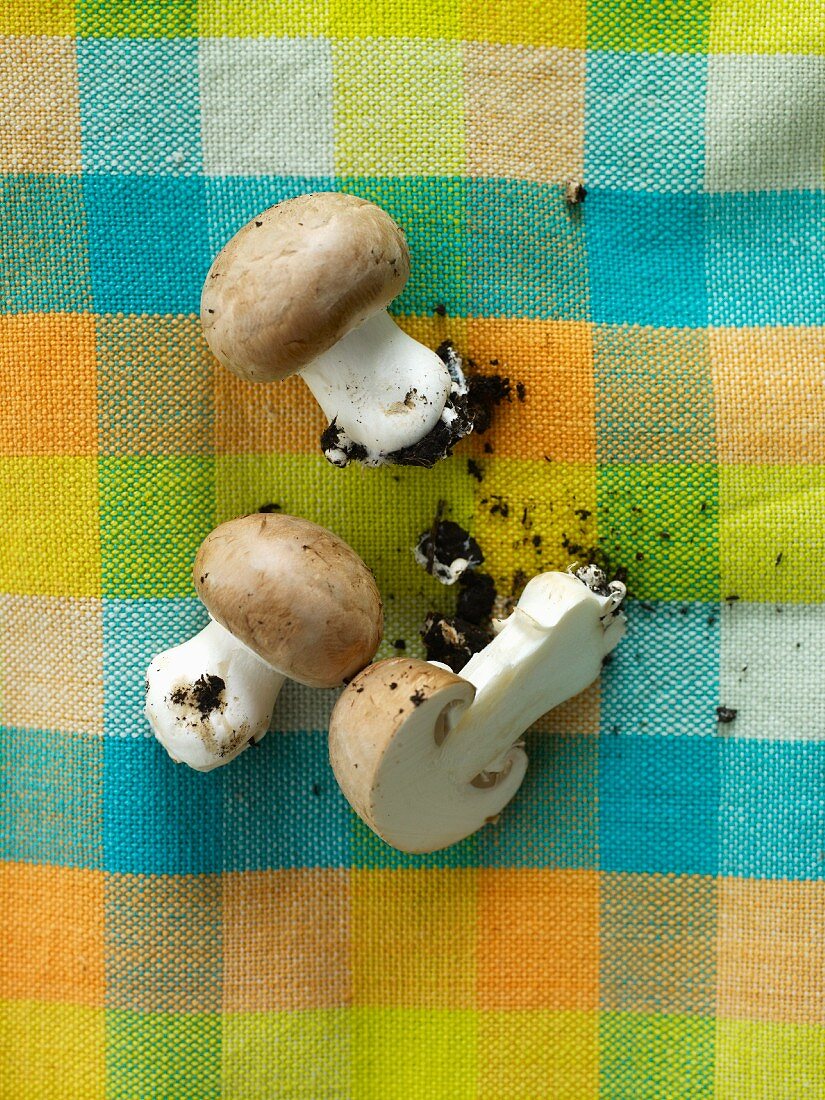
[1, 1, 824, 1096]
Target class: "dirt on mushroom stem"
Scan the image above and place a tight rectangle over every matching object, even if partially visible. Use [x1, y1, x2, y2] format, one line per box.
[168, 673, 226, 718]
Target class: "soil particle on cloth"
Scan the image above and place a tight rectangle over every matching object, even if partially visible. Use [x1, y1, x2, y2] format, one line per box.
[456, 571, 497, 625]
[414, 518, 484, 584]
[716, 706, 738, 724]
[467, 458, 484, 482]
[565, 181, 587, 205]
[466, 372, 512, 435]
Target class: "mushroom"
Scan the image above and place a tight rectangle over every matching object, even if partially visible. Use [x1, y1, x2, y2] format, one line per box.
[328, 566, 626, 852]
[145, 513, 383, 771]
[201, 192, 472, 468]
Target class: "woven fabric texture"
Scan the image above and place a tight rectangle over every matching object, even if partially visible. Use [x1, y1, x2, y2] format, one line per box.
[1, 2, 825, 1097]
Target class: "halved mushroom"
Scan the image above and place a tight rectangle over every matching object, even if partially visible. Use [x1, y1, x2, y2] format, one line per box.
[146, 513, 382, 771]
[201, 192, 472, 468]
[329, 566, 625, 852]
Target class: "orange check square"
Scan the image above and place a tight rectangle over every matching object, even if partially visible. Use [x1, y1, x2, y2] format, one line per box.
[464, 319, 595, 463]
[478, 869, 599, 1011]
[0, 313, 97, 455]
[0, 863, 104, 1006]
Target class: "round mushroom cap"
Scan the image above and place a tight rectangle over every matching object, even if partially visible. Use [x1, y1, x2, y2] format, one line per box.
[193, 513, 383, 688]
[201, 192, 410, 383]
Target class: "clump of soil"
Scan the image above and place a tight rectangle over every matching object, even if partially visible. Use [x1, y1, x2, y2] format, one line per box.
[414, 518, 484, 584]
[457, 571, 497, 624]
[421, 613, 494, 673]
[466, 373, 512, 435]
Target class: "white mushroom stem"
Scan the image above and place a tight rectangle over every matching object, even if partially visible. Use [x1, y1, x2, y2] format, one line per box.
[440, 572, 625, 785]
[300, 310, 453, 462]
[145, 619, 285, 772]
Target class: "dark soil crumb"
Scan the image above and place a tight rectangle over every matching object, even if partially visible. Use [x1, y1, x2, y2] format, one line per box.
[516, 382, 526, 402]
[410, 688, 426, 707]
[433, 302, 447, 316]
[716, 706, 738, 724]
[421, 612, 493, 673]
[574, 509, 592, 521]
[660, 531, 671, 540]
[775, 552, 783, 566]
[393, 638, 406, 650]
[635, 552, 644, 562]
[457, 571, 497, 625]
[725, 594, 740, 602]
[489, 495, 509, 518]
[311, 783, 321, 796]
[169, 674, 226, 718]
[483, 441, 494, 454]
[414, 518, 483, 583]
[258, 502, 282, 513]
[565, 180, 587, 205]
[467, 458, 484, 482]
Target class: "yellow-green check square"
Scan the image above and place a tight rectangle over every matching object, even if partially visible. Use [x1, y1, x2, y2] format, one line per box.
[588, 0, 710, 53]
[710, 0, 825, 54]
[597, 463, 720, 601]
[333, 38, 465, 176]
[1, 0, 75, 35]
[99, 456, 215, 599]
[199, 0, 329, 38]
[351, 1008, 477, 1100]
[215, 452, 475, 617]
[0, 1001, 104, 1099]
[77, 0, 196, 37]
[719, 465, 825, 603]
[330, 0, 461, 39]
[716, 1018, 825, 1100]
[223, 1009, 350, 1098]
[106, 1009, 219, 1099]
[0, 456, 100, 597]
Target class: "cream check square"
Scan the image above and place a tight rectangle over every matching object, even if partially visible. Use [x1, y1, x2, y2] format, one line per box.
[200, 37, 334, 177]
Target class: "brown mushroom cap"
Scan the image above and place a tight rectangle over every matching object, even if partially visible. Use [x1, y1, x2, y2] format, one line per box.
[201, 192, 410, 383]
[193, 513, 383, 688]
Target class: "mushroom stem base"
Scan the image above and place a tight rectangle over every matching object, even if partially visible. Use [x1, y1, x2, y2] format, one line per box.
[145, 619, 285, 772]
[302, 310, 461, 466]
